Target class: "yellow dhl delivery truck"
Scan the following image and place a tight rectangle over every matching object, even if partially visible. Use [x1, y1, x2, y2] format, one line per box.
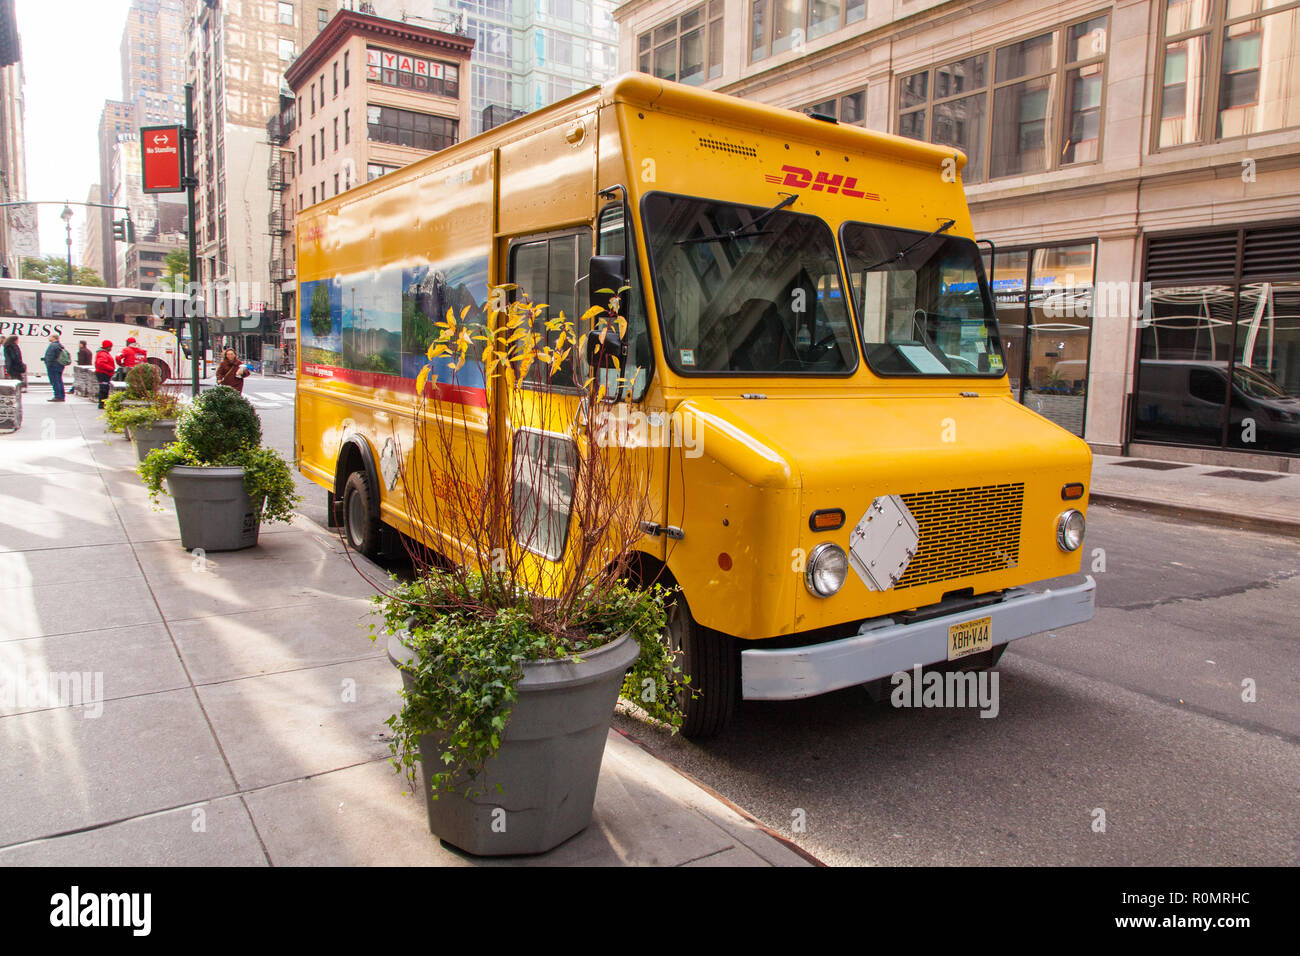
[295, 74, 1095, 737]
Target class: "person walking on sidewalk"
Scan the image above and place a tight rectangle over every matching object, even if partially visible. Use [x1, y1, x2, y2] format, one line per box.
[216, 347, 248, 394]
[42, 334, 70, 402]
[94, 340, 116, 408]
[77, 340, 93, 365]
[3, 335, 25, 391]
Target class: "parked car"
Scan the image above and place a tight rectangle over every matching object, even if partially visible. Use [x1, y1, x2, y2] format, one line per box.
[1136, 359, 1300, 452]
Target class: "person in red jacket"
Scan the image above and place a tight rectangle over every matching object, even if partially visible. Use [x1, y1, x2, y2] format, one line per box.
[94, 340, 116, 408]
[116, 337, 147, 370]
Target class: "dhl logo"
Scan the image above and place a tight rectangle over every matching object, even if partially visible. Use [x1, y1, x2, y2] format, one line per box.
[764, 165, 881, 201]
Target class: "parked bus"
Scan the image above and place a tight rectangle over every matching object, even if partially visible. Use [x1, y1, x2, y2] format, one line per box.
[295, 74, 1096, 736]
[0, 278, 188, 383]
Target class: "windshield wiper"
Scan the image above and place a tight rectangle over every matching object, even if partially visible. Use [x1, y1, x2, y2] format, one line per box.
[858, 218, 956, 271]
[675, 193, 798, 245]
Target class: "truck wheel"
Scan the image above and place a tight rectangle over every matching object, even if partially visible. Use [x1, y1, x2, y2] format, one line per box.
[342, 470, 382, 558]
[665, 595, 737, 738]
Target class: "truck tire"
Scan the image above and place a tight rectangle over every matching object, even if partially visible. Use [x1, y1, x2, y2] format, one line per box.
[666, 595, 737, 738]
[146, 357, 171, 383]
[342, 469, 382, 558]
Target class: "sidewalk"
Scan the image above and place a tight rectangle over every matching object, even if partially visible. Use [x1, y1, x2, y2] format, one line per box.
[0, 397, 811, 867]
[1090, 453, 1300, 538]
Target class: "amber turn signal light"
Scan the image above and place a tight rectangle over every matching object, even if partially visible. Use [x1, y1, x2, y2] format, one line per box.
[1061, 482, 1086, 501]
[809, 508, 846, 532]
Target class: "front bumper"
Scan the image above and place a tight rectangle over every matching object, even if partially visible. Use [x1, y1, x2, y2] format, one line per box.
[740, 575, 1096, 701]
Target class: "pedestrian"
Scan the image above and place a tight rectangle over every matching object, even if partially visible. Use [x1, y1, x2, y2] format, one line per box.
[77, 340, 93, 365]
[116, 336, 146, 375]
[94, 340, 116, 408]
[42, 333, 70, 402]
[3, 334, 25, 391]
[216, 347, 248, 394]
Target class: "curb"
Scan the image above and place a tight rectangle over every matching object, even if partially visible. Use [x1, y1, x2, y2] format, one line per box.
[610, 725, 826, 867]
[1089, 492, 1300, 539]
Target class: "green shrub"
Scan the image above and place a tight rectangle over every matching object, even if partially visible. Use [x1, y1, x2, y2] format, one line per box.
[136, 385, 298, 527]
[175, 386, 261, 462]
[125, 363, 160, 398]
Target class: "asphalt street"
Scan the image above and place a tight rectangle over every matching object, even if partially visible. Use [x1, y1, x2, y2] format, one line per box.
[251, 374, 1300, 866]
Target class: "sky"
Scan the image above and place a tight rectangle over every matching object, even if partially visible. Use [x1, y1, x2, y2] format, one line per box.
[17, 0, 134, 263]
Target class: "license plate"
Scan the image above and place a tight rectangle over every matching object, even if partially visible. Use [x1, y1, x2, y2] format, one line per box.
[948, 616, 992, 661]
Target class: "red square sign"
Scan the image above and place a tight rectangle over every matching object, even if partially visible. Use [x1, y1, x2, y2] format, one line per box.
[141, 125, 184, 193]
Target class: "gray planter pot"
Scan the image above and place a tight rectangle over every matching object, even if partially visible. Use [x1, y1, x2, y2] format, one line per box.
[133, 419, 177, 461]
[165, 465, 260, 552]
[118, 400, 151, 440]
[387, 629, 640, 856]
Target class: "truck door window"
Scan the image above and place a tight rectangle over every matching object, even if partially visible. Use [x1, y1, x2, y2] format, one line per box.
[510, 428, 578, 561]
[842, 221, 1005, 378]
[595, 202, 653, 401]
[508, 231, 591, 389]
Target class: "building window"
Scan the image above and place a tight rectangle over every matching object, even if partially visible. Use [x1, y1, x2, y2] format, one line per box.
[344, 51, 350, 88]
[277, 1, 293, 25]
[638, 3, 724, 83]
[278, 38, 294, 61]
[366, 105, 459, 151]
[333, 117, 338, 151]
[297, 143, 303, 170]
[344, 108, 350, 143]
[1156, 0, 1300, 148]
[318, 8, 328, 32]
[749, 0, 864, 63]
[334, 172, 339, 195]
[333, 61, 338, 97]
[310, 134, 315, 165]
[310, 82, 316, 116]
[801, 87, 866, 125]
[311, 185, 317, 204]
[366, 47, 460, 98]
[897, 14, 1108, 183]
[367, 162, 399, 182]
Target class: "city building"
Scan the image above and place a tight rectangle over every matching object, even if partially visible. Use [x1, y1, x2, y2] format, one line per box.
[121, 0, 187, 131]
[361, 0, 620, 135]
[613, 0, 1300, 463]
[80, 185, 104, 278]
[183, 0, 324, 335]
[0, 0, 31, 279]
[272, 8, 473, 342]
[95, 101, 134, 286]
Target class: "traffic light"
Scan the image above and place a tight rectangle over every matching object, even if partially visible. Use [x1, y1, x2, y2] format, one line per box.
[112, 218, 137, 243]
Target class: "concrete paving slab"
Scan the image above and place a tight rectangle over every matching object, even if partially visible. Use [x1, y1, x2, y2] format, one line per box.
[170, 597, 378, 685]
[0, 542, 141, 590]
[0, 573, 161, 641]
[130, 526, 348, 579]
[0, 514, 128, 554]
[145, 553, 378, 622]
[0, 689, 235, 847]
[0, 624, 189, 717]
[196, 656, 397, 791]
[0, 795, 267, 866]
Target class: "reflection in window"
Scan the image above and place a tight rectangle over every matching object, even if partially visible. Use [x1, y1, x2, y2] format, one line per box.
[511, 429, 578, 561]
[639, 2, 724, 84]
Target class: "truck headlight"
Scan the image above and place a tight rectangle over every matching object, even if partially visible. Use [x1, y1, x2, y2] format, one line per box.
[1056, 509, 1085, 552]
[805, 543, 848, 597]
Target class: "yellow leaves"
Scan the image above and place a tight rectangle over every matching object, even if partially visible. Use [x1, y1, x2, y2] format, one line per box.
[580, 305, 606, 323]
[415, 364, 431, 395]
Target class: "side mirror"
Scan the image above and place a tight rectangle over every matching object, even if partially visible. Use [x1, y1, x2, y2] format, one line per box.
[588, 255, 627, 316]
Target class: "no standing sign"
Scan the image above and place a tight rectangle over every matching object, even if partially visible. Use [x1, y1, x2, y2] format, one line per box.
[141, 125, 184, 193]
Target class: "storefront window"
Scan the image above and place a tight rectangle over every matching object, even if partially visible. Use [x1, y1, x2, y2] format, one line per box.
[985, 243, 1094, 436]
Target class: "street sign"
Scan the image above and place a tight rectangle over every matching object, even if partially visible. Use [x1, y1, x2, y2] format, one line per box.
[141, 125, 184, 193]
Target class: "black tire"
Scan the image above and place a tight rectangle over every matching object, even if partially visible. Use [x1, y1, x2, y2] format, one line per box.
[146, 357, 171, 383]
[665, 595, 737, 738]
[342, 470, 382, 558]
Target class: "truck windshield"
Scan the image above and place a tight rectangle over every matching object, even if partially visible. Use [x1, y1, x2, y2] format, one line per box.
[841, 221, 1005, 378]
[642, 193, 858, 375]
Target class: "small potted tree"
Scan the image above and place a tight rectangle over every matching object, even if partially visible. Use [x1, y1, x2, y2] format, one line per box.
[369, 291, 685, 856]
[103, 363, 162, 438]
[138, 386, 299, 551]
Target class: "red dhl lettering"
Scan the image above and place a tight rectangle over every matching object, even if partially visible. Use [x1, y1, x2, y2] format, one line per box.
[763, 165, 881, 201]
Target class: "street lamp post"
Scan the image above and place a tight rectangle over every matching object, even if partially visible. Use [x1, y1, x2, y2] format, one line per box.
[60, 204, 73, 284]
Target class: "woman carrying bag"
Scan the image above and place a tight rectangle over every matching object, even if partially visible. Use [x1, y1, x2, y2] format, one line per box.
[4, 335, 26, 390]
[215, 348, 249, 394]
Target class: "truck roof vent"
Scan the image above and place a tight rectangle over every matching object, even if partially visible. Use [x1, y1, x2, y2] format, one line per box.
[698, 136, 757, 158]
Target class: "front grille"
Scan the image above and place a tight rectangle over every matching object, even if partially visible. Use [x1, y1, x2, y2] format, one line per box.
[894, 483, 1024, 590]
